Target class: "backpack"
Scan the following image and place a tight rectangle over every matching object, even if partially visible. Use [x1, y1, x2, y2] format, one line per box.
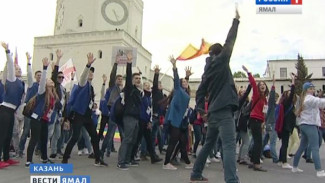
[110, 93, 125, 125]
[23, 95, 37, 117]
[275, 104, 293, 138]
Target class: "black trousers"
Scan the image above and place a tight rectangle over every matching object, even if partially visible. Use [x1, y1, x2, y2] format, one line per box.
[279, 130, 290, 163]
[63, 113, 100, 161]
[27, 119, 48, 162]
[131, 121, 157, 160]
[0, 106, 15, 161]
[164, 126, 190, 165]
[98, 115, 109, 140]
[249, 118, 263, 165]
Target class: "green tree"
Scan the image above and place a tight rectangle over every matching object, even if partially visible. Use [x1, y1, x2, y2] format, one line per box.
[233, 71, 247, 78]
[253, 73, 260, 78]
[295, 54, 313, 95]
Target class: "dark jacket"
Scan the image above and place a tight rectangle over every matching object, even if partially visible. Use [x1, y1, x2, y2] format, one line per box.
[236, 85, 252, 132]
[196, 19, 240, 115]
[152, 73, 164, 116]
[282, 85, 296, 133]
[123, 63, 142, 119]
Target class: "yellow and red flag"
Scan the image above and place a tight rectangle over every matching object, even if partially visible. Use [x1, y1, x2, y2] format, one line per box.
[176, 39, 211, 61]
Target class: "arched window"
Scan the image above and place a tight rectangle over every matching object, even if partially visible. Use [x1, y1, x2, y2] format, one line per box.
[78, 19, 83, 27]
[50, 53, 54, 61]
[98, 50, 103, 59]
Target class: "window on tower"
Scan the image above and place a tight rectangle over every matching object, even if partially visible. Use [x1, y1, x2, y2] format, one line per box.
[50, 53, 54, 61]
[98, 50, 103, 59]
[78, 19, 83, 27]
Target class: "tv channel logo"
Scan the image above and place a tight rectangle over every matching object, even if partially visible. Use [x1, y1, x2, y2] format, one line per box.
[256, 0, 303, 14]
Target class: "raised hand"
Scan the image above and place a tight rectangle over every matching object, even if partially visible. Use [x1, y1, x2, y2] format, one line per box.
[1, 42, 8, 50]
[242, 65, 249, 73]
[169, 55, 176, 68]
[235, 6, 240, 20]
[87, 52, 96, 65]
[102, 74, 107, 83]
[126, 51, 133, 63]
[56, 49, 63, 61]
[185, 66, 193, 78]
[154, 65, 160, 73]
[42, 57, 50, 67]
[26, 52, 32, 64]
[272, 73, 275, 86]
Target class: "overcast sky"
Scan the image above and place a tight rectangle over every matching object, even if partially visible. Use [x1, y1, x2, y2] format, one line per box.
[1, 0, 324, 79]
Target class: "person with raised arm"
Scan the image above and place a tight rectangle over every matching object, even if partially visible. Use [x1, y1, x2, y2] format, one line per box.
[190, 8, 240, 183]
[242, 65, 269, 172]
[18, 53, 42, 158]
[162, 56, 192, 170]
[292, 82, 325, 177]
[262, 73, 279, 164]
[0, 42, 25, 169]
[277, 73, 296, 169]
[25, 57, 57, 167]
[101, 55, 125, 158]
[116, 52, 142, 170]
[49, 49, 68, 161]
[62, 53, 107, 166]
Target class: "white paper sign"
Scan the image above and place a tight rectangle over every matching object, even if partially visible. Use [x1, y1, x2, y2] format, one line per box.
[111, 46, 137, 65]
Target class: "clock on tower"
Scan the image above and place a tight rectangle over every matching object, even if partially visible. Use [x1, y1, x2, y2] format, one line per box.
[101, 0, 129, 26]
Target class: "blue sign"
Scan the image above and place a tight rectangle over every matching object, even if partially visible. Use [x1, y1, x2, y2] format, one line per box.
[30, 164, 73, 174]
[61, 176, 91, 183]
[256, 0, 291, 5]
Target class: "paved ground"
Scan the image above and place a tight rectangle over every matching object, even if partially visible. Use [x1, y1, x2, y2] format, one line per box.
[1, 142, 325, 183]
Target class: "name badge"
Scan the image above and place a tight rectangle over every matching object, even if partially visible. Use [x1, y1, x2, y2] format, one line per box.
[263, 105, 268, 114]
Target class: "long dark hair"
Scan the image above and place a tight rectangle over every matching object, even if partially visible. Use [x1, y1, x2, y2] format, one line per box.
[257, 81, 269, 97]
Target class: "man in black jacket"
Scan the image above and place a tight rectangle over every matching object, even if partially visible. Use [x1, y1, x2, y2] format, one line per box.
[190, 9, 240, 183]
[117, 52, 142, 170]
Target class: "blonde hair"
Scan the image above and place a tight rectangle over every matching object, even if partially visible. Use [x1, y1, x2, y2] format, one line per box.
[296, 91, 307, 117]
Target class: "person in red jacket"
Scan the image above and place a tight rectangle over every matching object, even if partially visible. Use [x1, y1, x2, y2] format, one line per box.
[242, 65, 269, 172]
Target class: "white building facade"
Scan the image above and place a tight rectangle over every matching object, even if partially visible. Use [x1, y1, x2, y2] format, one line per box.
[31, 0, 173, 100]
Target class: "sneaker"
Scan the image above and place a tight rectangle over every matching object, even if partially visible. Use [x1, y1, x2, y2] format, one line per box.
[5, 159, 19, 165]
[291, 167, 303, 173]
[49, 154, 57, 161]
[316, 170, 325, 177]
[190, 176, 208, 183]
[151, 157, 162, 164]
[83, 149, 89, 155]
[41, 158, 54, 164]
[94, 159, 108, 167]
[0, 161, 10, 169]
[163, 163, 177, 170]
[88, 153, 95, 159]
[277, 162, 282, 167]
[185, 163, 193, 169]
[260, 159, 263, 164]
[210, 157, 220, 163]
[206, 158, 211, 164]
[134, 155, 140, 161]
[117, 163, 129, 170]
[128, 161, 139, 167]
[78, 150, 83, 156]
[216, 152, 221, 158]
[25, 162, 32, 168]
[282, 163, 293, 169]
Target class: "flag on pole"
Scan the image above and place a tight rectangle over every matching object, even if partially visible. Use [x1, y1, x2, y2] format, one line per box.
[59, 59, 77, 87]
[14, 47, 18, 65]
[176, 39, 211, 61]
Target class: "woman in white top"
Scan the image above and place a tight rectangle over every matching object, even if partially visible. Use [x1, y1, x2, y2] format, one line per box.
[292, 82, 325, 177]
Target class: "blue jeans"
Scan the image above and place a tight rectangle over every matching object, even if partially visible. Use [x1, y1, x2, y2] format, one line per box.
[191, 107, 239, 183]
[238, 130, 250, 161]
[293, 124, 322, 171]
[101, 119, 117, 155]
[151, 116, 160, 151]
[19, 116, 31, 153]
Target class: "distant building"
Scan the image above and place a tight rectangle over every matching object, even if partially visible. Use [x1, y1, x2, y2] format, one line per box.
[188, 58, 325, 107]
